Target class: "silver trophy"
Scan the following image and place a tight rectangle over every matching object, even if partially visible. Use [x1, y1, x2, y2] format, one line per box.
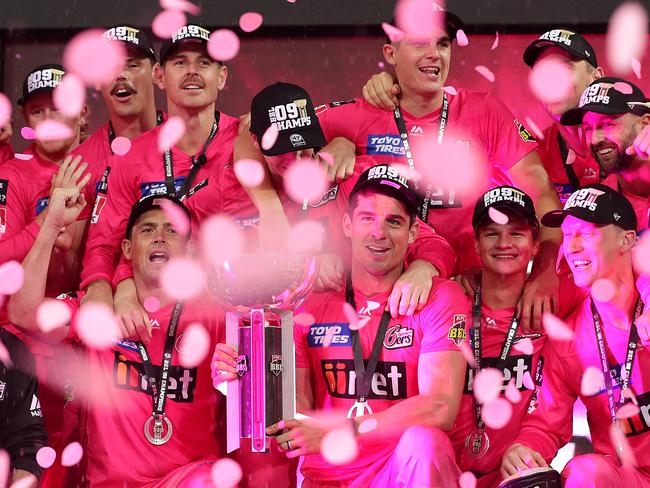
[214, 253, 318, 453]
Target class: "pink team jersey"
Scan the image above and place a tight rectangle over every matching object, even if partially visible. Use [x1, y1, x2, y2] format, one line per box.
[603, 174, 649, 233]
[0, 143, 14, 165]
[80, 112, 239, 289]
[316, 91, 539, 273]
[451, 274, 582, 483]
[536, 124, 600, 204]
[294, 278, 469, 485]
[60, 292, 223, 487]
[514, 291, 650, 472]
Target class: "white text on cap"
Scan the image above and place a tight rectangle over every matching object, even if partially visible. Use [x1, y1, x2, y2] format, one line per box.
[27, 68, 64, 94]
[564, 187, 605, 211]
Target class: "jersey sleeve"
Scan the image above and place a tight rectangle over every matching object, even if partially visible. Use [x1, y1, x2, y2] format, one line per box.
[512, 338, 578, 462]
[315, 99, 363, 144]
[417, 280, 469, 353]
[480, 94, 538, 172]
[293, 318, 311, 369]
[80, 155, 134, 288]
[404, 218, 456, 278]
[111, 254, 134, 288]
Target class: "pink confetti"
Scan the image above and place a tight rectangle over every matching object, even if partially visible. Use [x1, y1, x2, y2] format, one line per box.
[522, 371, 535, 390]
[607, 3, 648, 75]
[143, 296, 161, 313]
[322, 327, 337, 348]
[157, 116, 185, 152]
[633, 232, 650, 275]
[239, 12, 263, 33]
[179, 322, 210, 368]
[458, 341, 476, 368]
[288, 220, 324, 254]
[482, 397, 512, 429]
[459, 471, 477, 488]
[491, 31, 500, 50]
[36, 299, 72, 333]
[395, 0, 442, 40]
[488, 206, 509, 225]
[524, 116, 545, 141]
[529, 57, 573, 104]
[456, 29, 469, 46]
[0, 450, 9, 488]
[318, 151, 334, 166]
[513, 338, 533, 355]
[610, 422, 637, 466]
[381, 22, 405, 43]
[64, 29, 126, 85]
[158, 198, 191, 236]
[505, 378, 522, 403]
[0, 340, 12, 368]
[442, 85, 458, 96]
[207, 29, 240, 62]
[53, 74, 85, 117]
[160, 0, 200, 15]
[631, 58, 642, 79]
[343, 302, 360, 330]
[592, 278, 615, 302]
[473, 367, 503, 404]
[357, 418, 378, 434]
[14, 153, 33, 161]
[35, 120, 73, 142]
[294, 312, 315, 326]
[0, 261, 23, 294]
[261, 124, 279, 151]
[617, 402, 640, 419]
[152, 9, 187, 39]
[210, 458, 242, 488]
[284, 159, 329, 204]
[36, 446, 56, 469]
[61, 441, 83, 467]
[110, 136, 131, 156]
[542, 312, 574, 341]
[234, 158, 265, 188]
[160, 258, 206, 300]
[75, 302, 121, 349]
[389, 164, 422, 182]
[200, 216, 243, 266]
[0, 93, 11, 128]
[614, 81, 634, 95]
[378, 62, 385, 69]
[474, 65, 495, 83]
[320, 424, 358, 465]
[21, 126, 35, 140]
[581, 366, 604, 396]
[566, 148, 576, 165]
[287, 0, 296, 3]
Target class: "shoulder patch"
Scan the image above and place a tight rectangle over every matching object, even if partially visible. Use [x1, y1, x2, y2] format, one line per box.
[447, 314, 467, 346]
[514, 119, 536, 143]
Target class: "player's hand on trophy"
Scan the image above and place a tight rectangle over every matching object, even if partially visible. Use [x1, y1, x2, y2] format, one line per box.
[267, 418, 327, 458]
[211, 343, 239, 384]
[501, 443, 548, 478]
[518, 266, 559, 332]
[387, 260, 439, 317]
[454, 267, 481, 297]
[319, 137, 356, 182]
[362, 71, 400, 111]
[626, 123, 650, 159]
[315, 253, 344, 292]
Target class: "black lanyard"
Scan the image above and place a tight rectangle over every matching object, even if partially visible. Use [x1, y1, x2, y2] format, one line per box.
[470, 284, 520, 431]
[557, 132, 580, 190]
[163, 111, 220, 199]
[137, 302, 184, 418]
[345, 273, 391, 403]
[393, 94, 449, 223]
[590, 295, 643, 424]
[108, 111, 165, 154]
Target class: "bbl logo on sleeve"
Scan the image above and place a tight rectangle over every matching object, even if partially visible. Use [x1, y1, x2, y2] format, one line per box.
[514, 119, 536, 143]
[447, 314, 467, 346]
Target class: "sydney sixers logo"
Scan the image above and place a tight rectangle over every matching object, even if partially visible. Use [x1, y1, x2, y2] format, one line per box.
[383, 324, 414, 350]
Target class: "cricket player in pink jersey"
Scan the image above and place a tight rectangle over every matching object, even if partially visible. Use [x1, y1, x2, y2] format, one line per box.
[450, 186, 582, 487]
[501, 184, 650, 487]
[10, 192, 223, 487]
[214, 167, 468, 487]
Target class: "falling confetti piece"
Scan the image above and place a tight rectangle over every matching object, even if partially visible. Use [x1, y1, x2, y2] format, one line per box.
[318, 151, 334, 166]
[458, 341, 476, 368]
[64, 29, 126, 85]
[610, 422, 637, 466]
[0, 451, 9, 488]
[475, 65, 495, 83]
[36, 299, 72, 333]
[322, 326, 337, 348]
[442, 85, 458, 96]
[160, 0, 200, 15]
[239, 12, 263, 33]
[234, 159, 265, 188]
[21, 126, 35, 140]
[542, 312, 574, 341]
[261, 124, 279, 151]
[342, 302, 360, 329]
[110, 136, 131, 156]
[179, 323, 210, 368]
[395, 0, 441, 40]
[294, 312, 315, 326]
[207, 29, 240, 62]
[614, 81, 634, 94]
[633, 232, 650, 275]
[35, 120, 74, 142]
[631, 58, 642, 79]
[210, 458, 242, 488]
[522, 371, 535, 390]
[14, 153, 33, 161]
[456, 29, 469, 46]
[566, 148, 576, 165]
[201, 216, 243, 266]
[159, 198, 191, 236]
[61, 441, 84, 467]
[160, 258, 206, 300]
[53, 74, 85, 117]
[0, 261, 24, 295]
[524, 116, 545, 141]
[284, 159, 328, 204]
[0, 93, 11, 128]
[482, 397, 512, 429]
[75, 302, 121, 349]
[529, 57, 573, 104]
[505, 378, 522, 403]
[459, 471, 477, 488]
[36, 447, 56, 469]
[381, 22, 405, 43]
[215, 380, 228, 396]
[157, 116, 185, 152]
[357, 418, 378, 434]
[473, 368, 504, 404]
[513, 338, 533, 355]
[288, 220, 324, 254]
[592, 278, 615, 302]
[143, 296, 161, 313]
[491, 31, 500, 50]
[581, 366, 604, 396]
[389, 164, 422, 182]
[378, 61, 385, 69]
[488, 206, 509, 225]
[607, 2, 648, 75]
[152, 9, 187, 39]
[320, 425, 358, 465]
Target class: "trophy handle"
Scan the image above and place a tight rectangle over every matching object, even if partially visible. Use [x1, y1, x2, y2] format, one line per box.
[226, 312, 241, 453]
[280, 310, 296, 423]
[251, 308, 266, 452]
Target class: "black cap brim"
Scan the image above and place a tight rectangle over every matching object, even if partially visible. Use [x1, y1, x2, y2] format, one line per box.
[560, 104, 627, 126]
[350, 181, 419, 217]
[541, 208, 612, 228]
